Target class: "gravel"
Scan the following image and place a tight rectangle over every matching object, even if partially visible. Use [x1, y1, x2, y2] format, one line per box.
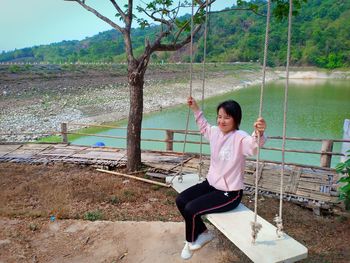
[0, 66, 279, 142]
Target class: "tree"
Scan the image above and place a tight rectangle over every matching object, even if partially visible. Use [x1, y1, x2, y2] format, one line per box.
[65, 0, 304, 171]
[64, 0, 217, 171]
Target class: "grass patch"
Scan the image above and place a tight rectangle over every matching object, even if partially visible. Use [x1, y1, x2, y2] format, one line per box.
[150, 185, 161, 191]
[109, 195, 120, 205]
[165, 188, 178, 198]
[122, 189, 136, 201]
[0, 208, 47, 219]
[84, 210, 103, 221]
[36, 123, 126, 144]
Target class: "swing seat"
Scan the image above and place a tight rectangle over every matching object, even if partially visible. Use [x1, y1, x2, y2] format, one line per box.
[166, 173, 308, 263]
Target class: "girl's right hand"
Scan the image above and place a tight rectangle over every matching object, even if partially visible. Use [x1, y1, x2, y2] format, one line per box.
[187, 96, 200, 112]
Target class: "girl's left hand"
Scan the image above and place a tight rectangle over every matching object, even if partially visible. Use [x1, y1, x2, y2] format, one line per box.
[254, 117, 266, 136]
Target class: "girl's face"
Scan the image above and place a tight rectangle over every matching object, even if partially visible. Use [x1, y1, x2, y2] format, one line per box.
[217, 107, 236, 134]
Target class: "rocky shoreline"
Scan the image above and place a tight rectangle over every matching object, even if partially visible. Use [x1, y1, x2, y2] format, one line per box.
[1, 64, 349, 142]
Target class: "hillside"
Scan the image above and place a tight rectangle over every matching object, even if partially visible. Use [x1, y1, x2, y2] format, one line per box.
[0, 0, 349, 68]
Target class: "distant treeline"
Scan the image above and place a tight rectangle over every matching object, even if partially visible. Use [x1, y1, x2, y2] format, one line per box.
[1, 0, 349, 69]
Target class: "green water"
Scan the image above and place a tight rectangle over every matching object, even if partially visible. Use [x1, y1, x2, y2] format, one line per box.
[72, 79, 350, 167]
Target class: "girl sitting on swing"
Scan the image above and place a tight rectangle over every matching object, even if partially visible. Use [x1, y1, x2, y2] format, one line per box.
[176, 96, 267, 260]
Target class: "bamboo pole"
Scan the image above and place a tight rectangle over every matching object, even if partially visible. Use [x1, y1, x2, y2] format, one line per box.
[96, 168, 171, 188]
[66, 132, 209, 145]
[166, 130, 174, 151]
[320, 140, 333, 168]
[341, 119, 350, 162]
[67, 132, 126, 140]
[267, 136, 350, 143]
[167, 156, 194, 172]
[262, 146, 342, 156]
[245, 158, 336, 171]
[68, 122, 199, 134]
[61, 123, 68, 144]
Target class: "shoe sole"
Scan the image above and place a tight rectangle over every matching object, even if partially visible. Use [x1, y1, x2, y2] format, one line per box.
[189, 237, 214, 251]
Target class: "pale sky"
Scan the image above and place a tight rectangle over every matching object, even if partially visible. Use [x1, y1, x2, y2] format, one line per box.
[0, 0, 234, 52]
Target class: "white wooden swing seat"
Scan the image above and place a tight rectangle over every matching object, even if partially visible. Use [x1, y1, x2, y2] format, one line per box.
[166, 173, 308, 263]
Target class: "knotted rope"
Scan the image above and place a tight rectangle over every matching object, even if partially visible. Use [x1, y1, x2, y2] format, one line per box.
[169, 0, 210, 185]
[251, 0, 271, 244]
[274, 0, 293, 238]
[198, 0, 210, 181]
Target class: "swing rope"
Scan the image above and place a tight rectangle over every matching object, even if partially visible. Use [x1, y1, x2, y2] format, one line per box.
[169, 0, 210, 185]
[274, 0, 293, 237]
[198, 0, 210, 181]
[251, 0, 271, 244]
[177, 0, 195, 184]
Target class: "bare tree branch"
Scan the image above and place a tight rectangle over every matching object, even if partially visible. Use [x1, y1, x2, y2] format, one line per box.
[65, 0, 125, 33]
[172, 0, 214, 45]
[141, 9, 173, 28]
[173, 20, 190, 45]
[151, 24, 202, 52]
[123, 0, 135, 62]
[195, 0, 204, 5]
[126, 0, 133, 29]
[109, 0, 127, 21]
[137, 0, 215, 57]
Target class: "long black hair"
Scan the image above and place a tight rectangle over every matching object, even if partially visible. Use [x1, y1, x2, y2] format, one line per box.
[216, 100, 242, 130]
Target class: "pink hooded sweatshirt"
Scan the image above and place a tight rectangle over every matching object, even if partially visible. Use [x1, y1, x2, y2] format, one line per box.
[195, 111, 266, 191]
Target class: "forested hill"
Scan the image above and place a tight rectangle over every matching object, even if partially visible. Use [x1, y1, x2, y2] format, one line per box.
[1, 0, 349, 68]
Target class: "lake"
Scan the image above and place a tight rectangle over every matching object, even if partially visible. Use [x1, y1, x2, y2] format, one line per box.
[72, 78, 350, 167]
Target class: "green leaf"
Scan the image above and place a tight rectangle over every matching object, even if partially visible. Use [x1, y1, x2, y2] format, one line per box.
[193, 10, 205, 25]
[335, 162, 346, 173]
[146, 3, 156, 10]
[345, 158, 350, 166]
[175, 18, 190, 31]
[136, 18, 150, 29]
[250, 4, 259, 13]
[340, 184, 350, 192]
[237, 0, 247, 7]
[338, 176, 350, 183]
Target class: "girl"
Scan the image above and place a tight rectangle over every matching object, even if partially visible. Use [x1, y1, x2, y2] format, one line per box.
[176, 97, 267, 260]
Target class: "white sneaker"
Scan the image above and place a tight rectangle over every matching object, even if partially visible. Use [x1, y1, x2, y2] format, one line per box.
[189, 231, 214, 250]
[181, 241, 193, 260]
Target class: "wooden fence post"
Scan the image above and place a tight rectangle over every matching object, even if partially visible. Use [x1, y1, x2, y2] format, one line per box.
[61, 123, 68, 144]
[320, 140, 333, 168]
[165, 130, 174, 151]
[341, 119, 350, 162]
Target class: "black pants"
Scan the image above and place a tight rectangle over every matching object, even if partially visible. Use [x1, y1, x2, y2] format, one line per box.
[175, 179, 243, 242]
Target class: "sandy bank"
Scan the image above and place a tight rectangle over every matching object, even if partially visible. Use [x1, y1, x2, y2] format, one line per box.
[276, 70, 350, 79]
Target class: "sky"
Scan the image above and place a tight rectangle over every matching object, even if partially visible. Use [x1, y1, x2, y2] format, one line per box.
[0, 0, 234, 53]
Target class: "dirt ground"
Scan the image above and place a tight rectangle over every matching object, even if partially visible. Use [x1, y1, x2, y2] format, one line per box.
[0, 162, 349, 263]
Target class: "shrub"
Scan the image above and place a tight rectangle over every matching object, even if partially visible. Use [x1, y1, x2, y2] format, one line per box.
[109, 195, 119, 205]
[336, 150, 350, 210]
[84, 210, 103, 221]
[9, 65, 21, 73]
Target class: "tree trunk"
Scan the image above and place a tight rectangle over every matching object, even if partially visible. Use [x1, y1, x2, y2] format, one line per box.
[126, 64, 144, 172]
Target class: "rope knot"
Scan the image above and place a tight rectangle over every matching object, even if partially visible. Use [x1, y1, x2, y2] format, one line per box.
[198, 161, 205, 181]
[250, 221, 262, 244]
[273, 215, 284, 237]
[177, 173, 183, 183]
